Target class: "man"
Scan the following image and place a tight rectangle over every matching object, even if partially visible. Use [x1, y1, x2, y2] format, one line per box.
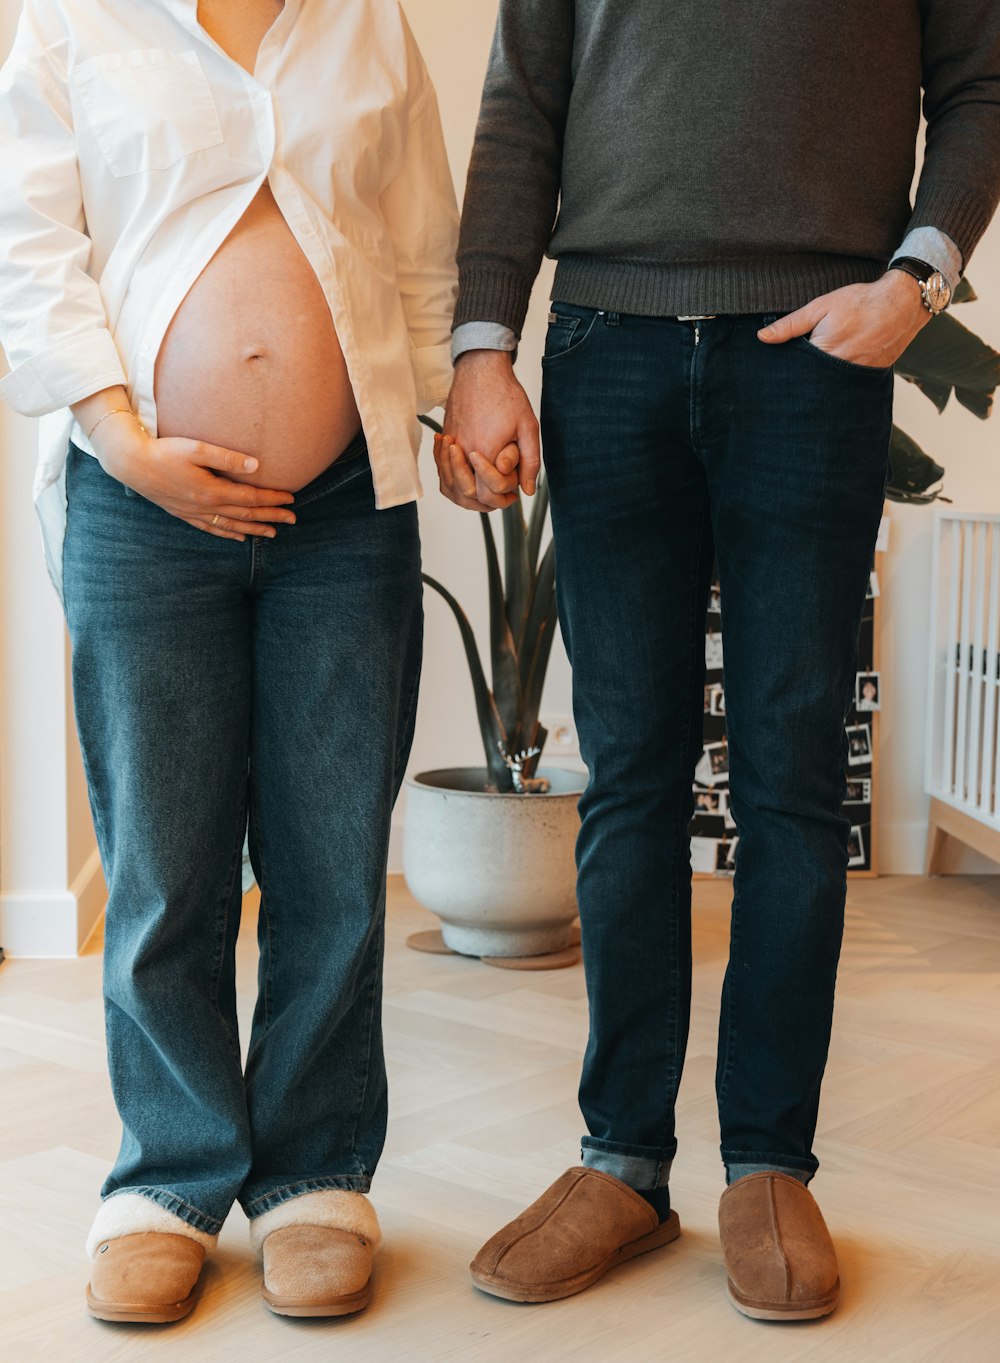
[436, 0, 1000, 1322]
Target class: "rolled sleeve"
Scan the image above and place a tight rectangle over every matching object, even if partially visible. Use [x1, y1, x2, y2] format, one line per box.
[0, 327, 126, 417]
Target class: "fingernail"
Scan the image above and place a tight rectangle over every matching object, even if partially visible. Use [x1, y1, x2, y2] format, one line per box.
[243, 457, 258, 471]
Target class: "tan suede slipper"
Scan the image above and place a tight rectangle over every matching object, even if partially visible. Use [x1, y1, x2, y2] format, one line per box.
[260, 1225, 373, 1317]
[719, 1172, 840, 1321]
[86, 1232, 206, 1324]
[470, 1167, 680, 1303]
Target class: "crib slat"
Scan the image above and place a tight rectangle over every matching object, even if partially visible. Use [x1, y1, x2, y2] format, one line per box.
[988, 529, 1000, 819]
[943, 521, 962, 796]
[954, 523, 974, 802]
[967, 523, 988, 809]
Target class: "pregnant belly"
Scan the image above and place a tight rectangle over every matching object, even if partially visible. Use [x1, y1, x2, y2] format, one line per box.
[154, 184, 361, 492]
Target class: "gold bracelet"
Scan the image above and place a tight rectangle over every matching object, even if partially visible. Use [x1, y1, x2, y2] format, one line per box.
[86, 407, 142, 440]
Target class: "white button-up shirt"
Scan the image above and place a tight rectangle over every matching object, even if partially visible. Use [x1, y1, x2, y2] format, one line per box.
[0, 0, 459, 592]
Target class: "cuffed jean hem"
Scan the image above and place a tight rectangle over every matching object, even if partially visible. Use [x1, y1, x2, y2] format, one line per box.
[581, 1137, 674, 1190]
[723, 1151, 818, 1186]
[241, 1174, 372, 1220]
[103, 1186, 225, 1237]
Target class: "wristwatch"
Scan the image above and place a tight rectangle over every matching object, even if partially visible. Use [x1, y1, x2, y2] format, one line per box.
[888, 257, 952, 315]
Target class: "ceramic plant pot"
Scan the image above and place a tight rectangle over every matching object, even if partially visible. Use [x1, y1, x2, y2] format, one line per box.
[403, 767, 586, 958]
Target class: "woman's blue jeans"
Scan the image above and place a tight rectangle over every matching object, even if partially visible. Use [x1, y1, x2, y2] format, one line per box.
[541, 306, 892, 1188]
[62, 436, 422, 1233]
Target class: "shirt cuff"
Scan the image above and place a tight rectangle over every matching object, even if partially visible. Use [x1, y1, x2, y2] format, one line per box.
[451, 321, 518, 364]
[0, 329, 127, 419]
[890, 227, 964, 295]
[411, 340, 454, 414]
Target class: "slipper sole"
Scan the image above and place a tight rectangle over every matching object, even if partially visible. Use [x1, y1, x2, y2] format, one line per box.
[726, 1276, 840, 1321]
[261, 1284, 370, 1317]
[471, 1210, 681, 1303]
[86, 1284, 196, 1324]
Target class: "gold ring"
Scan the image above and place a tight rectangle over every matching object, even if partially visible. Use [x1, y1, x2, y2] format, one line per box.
[211, 514, 221, 527]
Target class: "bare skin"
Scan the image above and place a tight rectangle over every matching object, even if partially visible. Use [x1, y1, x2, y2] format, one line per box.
[73, 0, 361, 541]
[438, 271, 932, 513]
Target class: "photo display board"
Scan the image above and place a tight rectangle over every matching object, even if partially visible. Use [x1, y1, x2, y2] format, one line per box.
[689, 568, 880, 877]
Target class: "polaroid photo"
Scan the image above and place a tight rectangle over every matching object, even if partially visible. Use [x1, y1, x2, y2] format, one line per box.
[855, 672, 881, 712]
[705, 632, 724, 670]
[693, 789, 722, 814]
[723, 795, 737, 830]
[725, 837, 739, 870]
[844, 778, 872, 804]
[691, 837, 720, 874]
[847, 825, 866, 868]
[846, 724, 872, 766]
[703, 684, 714, 714]
[708, 586, 722, 615]
[695, 740, 730, 788]
[867, 570, 881, 600]
[709, 684, 726, 717]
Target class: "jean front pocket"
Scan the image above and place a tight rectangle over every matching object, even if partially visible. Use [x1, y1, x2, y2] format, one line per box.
[795, 335, 893, 378]
[72, 49, 224, 177]
[542, 306, 602, 365]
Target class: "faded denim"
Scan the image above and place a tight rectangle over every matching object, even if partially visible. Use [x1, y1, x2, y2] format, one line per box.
[62, 436, 422, 1232]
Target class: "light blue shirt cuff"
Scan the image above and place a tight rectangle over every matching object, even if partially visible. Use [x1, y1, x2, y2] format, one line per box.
[451, 321, 518, 364]
[891, 227, 963, 295]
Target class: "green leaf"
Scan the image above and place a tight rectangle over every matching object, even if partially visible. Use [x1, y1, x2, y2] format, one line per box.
[952, 277, 977, 305]
[421, 573, 511, 790]
[520, 538, 556, 692]
[526, 473, 550, 574]
[502, 498, 531, 655]
[515, 539, 558, 760]
[913, 381, 952, 414]
[886, 425, 946, 504]
[895, 311, 1000, 419]
[481, 514, 523, 743]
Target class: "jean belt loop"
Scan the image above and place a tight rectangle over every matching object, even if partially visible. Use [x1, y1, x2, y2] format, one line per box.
[605, 310, 620, 327]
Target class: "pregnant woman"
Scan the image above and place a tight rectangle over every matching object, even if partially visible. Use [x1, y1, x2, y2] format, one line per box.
[0, 0, 458, 1324]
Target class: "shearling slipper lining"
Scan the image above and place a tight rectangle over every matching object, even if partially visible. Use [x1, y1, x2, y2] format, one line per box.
[249, 1190, 382, 1253]
[85, 1192, 219, 1259]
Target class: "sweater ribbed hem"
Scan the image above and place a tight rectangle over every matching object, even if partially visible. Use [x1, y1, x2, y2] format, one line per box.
[550, 253, 887, 318]
[907, 180, 995, 268]
[453, 268, 534, 335]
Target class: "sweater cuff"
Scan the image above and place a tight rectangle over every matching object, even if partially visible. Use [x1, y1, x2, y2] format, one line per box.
[906, 181, 994, 268]
[453, 269, 534, 336]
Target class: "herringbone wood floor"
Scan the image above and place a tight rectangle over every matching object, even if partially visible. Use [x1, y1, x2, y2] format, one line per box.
[1, 874, 998, 1362]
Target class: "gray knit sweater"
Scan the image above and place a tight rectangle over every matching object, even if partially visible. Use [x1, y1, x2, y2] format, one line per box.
[454, 0, 1000, 329]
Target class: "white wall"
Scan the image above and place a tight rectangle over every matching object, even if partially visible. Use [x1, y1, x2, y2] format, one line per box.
[401, 0, 1000, 875]
[0, 2, 105, 957]
[0, 0, 996, 957]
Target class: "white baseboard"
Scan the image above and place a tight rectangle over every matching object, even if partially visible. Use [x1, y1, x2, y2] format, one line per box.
[73, 846, 107, 951]
[0, 846, 107, 958]
[879, 820, 999, 875]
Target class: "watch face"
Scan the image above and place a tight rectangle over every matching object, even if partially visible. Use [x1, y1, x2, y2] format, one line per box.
[925, 272, 951, 313]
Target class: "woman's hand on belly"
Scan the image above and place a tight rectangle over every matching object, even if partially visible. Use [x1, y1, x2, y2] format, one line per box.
[74, 390, 297, 540]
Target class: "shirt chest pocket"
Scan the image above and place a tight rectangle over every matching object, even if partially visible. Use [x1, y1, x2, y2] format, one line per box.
[72, 50, 224, 178]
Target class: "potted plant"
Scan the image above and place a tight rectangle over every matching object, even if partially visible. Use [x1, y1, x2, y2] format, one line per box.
[403, 417, 586, 959]
[888, 276, 1000, 501]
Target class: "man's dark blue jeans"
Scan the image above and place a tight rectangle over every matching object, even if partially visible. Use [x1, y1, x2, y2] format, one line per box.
[540, 304, 892, 1191]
